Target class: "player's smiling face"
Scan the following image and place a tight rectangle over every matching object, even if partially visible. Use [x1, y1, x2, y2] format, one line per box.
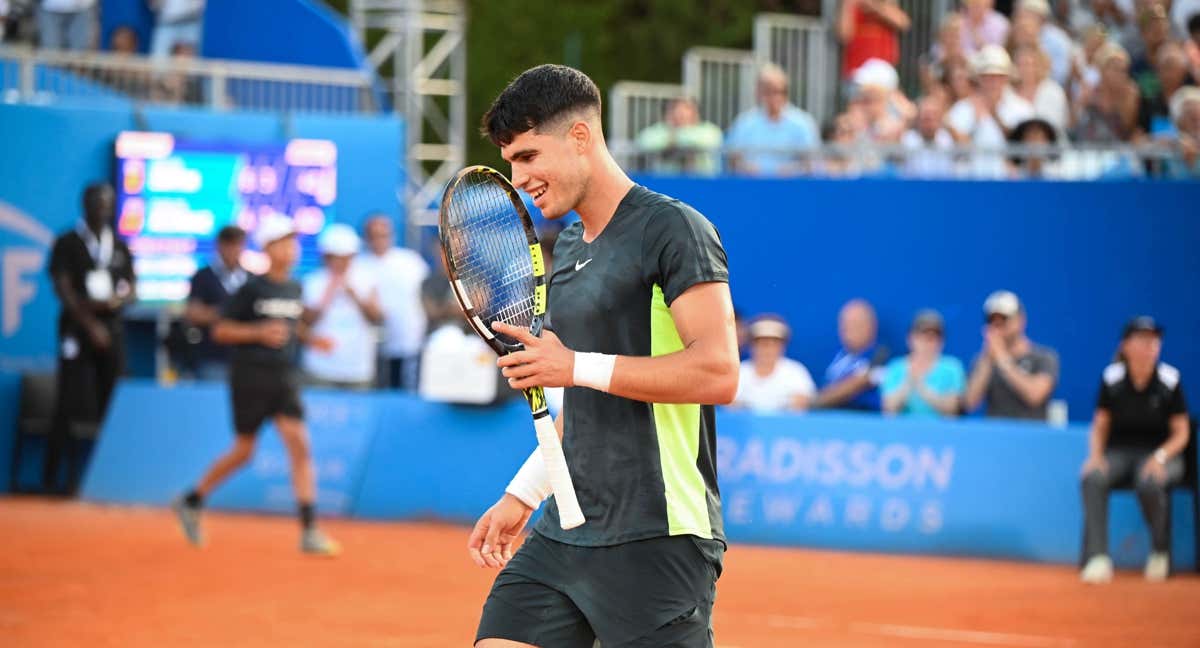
[502, 126, 586, 220]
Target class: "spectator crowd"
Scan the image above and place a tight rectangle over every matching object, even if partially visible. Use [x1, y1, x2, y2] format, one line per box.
[632, 0, 1200, 179]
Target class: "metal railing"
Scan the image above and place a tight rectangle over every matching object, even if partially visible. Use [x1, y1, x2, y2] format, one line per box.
[608, 81, 685, 148]
[610, 140, 1196, 181]
[753, 13, 835, 126]
[682, 46, 757, 131]
[0, 45, 378, 114]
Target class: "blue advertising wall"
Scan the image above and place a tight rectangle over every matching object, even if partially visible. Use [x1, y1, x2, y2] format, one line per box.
[81, 381, 1196, 569]
[637, 176, 1200, 422]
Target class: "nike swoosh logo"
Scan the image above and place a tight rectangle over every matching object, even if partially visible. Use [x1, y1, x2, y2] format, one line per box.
[575, 258, 593, 271]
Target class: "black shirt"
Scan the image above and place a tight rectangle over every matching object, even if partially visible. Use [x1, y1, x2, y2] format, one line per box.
[47, 227, 135, 336]
[535, 184, 729, 548]
[222, 275, 304, 370]
[1097, 362, 1188, 450]
[187, 263, 248, 363]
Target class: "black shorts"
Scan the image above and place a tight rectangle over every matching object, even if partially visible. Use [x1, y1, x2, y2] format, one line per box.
[476, 531, 723, 648]
[229, 364, 304, 436]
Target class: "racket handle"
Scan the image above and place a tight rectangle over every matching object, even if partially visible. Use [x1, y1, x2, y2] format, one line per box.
[532, 414, 586, 530]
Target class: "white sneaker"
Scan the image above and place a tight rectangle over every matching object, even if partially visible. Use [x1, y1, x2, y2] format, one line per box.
[1144, 552, 1169, 582]
[1081, 555, 1113, 584]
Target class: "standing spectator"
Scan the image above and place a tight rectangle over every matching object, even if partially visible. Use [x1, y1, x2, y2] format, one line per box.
[733, 316, 817, 413]
[357, 214, 429, 390]
[44, 183, 136, 494]
[1013, 45, 1071, 132]
[961, 0, 1012, 56]
[817, 299, 889, 411]
[302, 224, 382, 390]
[725, 63, 821, 176]
[1167, 85, 1200, 176]
[1007, 117, 1063, 178]
[946, 45, 1036, 177]
[1080, 316, 1190, 584]
[1138, 41, 1196, 138]
[181, 225, 247, 381]
[37, 0, 96, 50]
[1073, 42, 1141, 142]
[1013, 0, 1075, 86]
[902, 94, 958, 178]
[148, 0, 205, 58]
[838, 0, 910, 80]
[634, 97, 723, 176]
[964, 290, 1060, 419]
[881, 310, 966, 418]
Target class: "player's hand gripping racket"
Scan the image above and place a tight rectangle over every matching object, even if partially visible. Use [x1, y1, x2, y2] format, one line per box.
[438, 165, 585, 530]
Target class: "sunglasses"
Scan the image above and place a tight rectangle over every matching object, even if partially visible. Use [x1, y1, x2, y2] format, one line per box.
[987, 314, 1010, 325]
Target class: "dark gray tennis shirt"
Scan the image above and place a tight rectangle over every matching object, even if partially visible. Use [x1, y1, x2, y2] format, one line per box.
[535, 184, 729, 548]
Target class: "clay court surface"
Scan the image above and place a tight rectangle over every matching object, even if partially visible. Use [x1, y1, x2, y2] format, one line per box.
[1, 498, 1197, 647]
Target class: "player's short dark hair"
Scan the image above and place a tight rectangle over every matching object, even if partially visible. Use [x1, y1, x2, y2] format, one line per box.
[481, 64, 602, 147]
[217, 225, 246, 244]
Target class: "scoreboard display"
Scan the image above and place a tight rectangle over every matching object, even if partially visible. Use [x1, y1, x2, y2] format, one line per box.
[113, 131, 338, 305]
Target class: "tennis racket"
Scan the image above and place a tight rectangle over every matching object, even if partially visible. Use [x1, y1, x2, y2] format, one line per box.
[438, 165, 585, 530]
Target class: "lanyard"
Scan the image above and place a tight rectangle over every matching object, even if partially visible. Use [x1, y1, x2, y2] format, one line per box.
[76, 221, 114, 269]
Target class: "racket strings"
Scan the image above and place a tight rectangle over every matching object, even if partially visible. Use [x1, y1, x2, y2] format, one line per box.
[444, 173, 536, 332]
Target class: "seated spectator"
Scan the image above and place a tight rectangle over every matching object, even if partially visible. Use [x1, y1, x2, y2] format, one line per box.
[1073, 42, 1141, 142]
[634, 97, 723, 176]
[38, 0, 96, 51]
[1166, 85, 1200, 176]
[881, 310, 966, 418]
[180, 225, 248, 381]
[725, 63, 820, 177]
[1082, 0, 1138, 47]
[301, 224, 383, 390]
[1013, 45, 1071, 132]
[149, 0, 205, 59]
[1079, 316, 1190, 584]
[1070, 24, 1110, 108]
[733, 316, 816, 414]
[1013, 0, 1074, 86]
[940, 55, 976, 106]
[1007, 117, 1062, 178]
[1129, 3, 1172, 99]
[817, 299, 889, 411]
[838, 0, 910, 81]
[815, 114, 865, 177]
[849, 58, 912, 143]
[921, 13, 967, 96]
[109, 25, 138, 53]
[901, 94, 958, 178]
[946, 45, 1035, 177]
[960, 0, 1011, 56]
[964, 291, 1059, 419]
[1138, 41, 1196, 138]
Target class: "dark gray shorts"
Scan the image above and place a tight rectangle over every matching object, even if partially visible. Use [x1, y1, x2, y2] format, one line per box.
[475, 531, 723, 648]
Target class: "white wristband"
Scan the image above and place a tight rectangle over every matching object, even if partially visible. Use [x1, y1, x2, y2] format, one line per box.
[505, 448, 552, 510]
[573, 352, 616, 392]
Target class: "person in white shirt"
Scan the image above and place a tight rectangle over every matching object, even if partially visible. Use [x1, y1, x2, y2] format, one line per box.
[302, 224, 383, 390]
[946, 44, 1035, 178]
[902, 94, 959, 178]
[1012, 45, 1070, 133]
[1013, 0, 1075, 87]
[734, 316, 817, 414]
[357, 213, 430, 390]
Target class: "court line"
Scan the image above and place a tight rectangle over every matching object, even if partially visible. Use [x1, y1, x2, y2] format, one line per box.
[850, 622, 1078, 647]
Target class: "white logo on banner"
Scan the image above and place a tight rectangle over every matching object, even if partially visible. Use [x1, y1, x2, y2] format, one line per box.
[718, 436, 956, 535]
[0, 202, 53, 338]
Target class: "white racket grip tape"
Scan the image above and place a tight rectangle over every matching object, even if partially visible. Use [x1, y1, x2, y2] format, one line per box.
[533, 415, 586, 530]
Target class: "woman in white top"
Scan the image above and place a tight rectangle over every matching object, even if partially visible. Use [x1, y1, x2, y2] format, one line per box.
[1013, 45, 1070, 133]
[733, 316, 816, 414]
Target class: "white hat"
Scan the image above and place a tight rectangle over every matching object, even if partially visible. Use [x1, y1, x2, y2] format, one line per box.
[984, 290, 1022, 318]
[318, 223, 360, 256]
[1018, 0, 1051, 17]
[254, 214, 296, 249]
[852, 58, 899, 91]
[1170, 86, 1200, 125]
[973, 44, 1014, 77]
[749, 317, 790, 340]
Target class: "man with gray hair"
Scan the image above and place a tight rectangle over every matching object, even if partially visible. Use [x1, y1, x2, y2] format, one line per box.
[1168, 85, 1200, 176]
[725, 62, 820, 176]
[964, 290, 1060, 420]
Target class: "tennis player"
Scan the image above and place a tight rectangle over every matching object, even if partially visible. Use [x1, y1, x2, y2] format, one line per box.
[470, 65, 739, 647]
[172, 215, 340, 556]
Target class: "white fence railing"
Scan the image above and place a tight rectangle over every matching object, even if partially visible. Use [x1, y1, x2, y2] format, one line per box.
[681, 46, 756, 132]
[753, 13, 835, 126]
[608, 81, 685, 148]
[0, 45, 378, 114]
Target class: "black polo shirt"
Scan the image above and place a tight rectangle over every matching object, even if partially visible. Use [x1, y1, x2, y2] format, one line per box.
[188, 263, 247, 363]
[1097, 361, 1188, 450]
[46, 227, 135, 338]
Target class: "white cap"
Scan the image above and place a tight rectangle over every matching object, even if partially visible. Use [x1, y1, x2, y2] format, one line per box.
[973, 44, 1014, 77]
[254, 214, 296, 249]
[318, 223, 361, 256]
[852, 58, 899, 91]
[1018, 0, 1050, 17]
[984, 290, 1022, 318]
[749, 317, 790, 340]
